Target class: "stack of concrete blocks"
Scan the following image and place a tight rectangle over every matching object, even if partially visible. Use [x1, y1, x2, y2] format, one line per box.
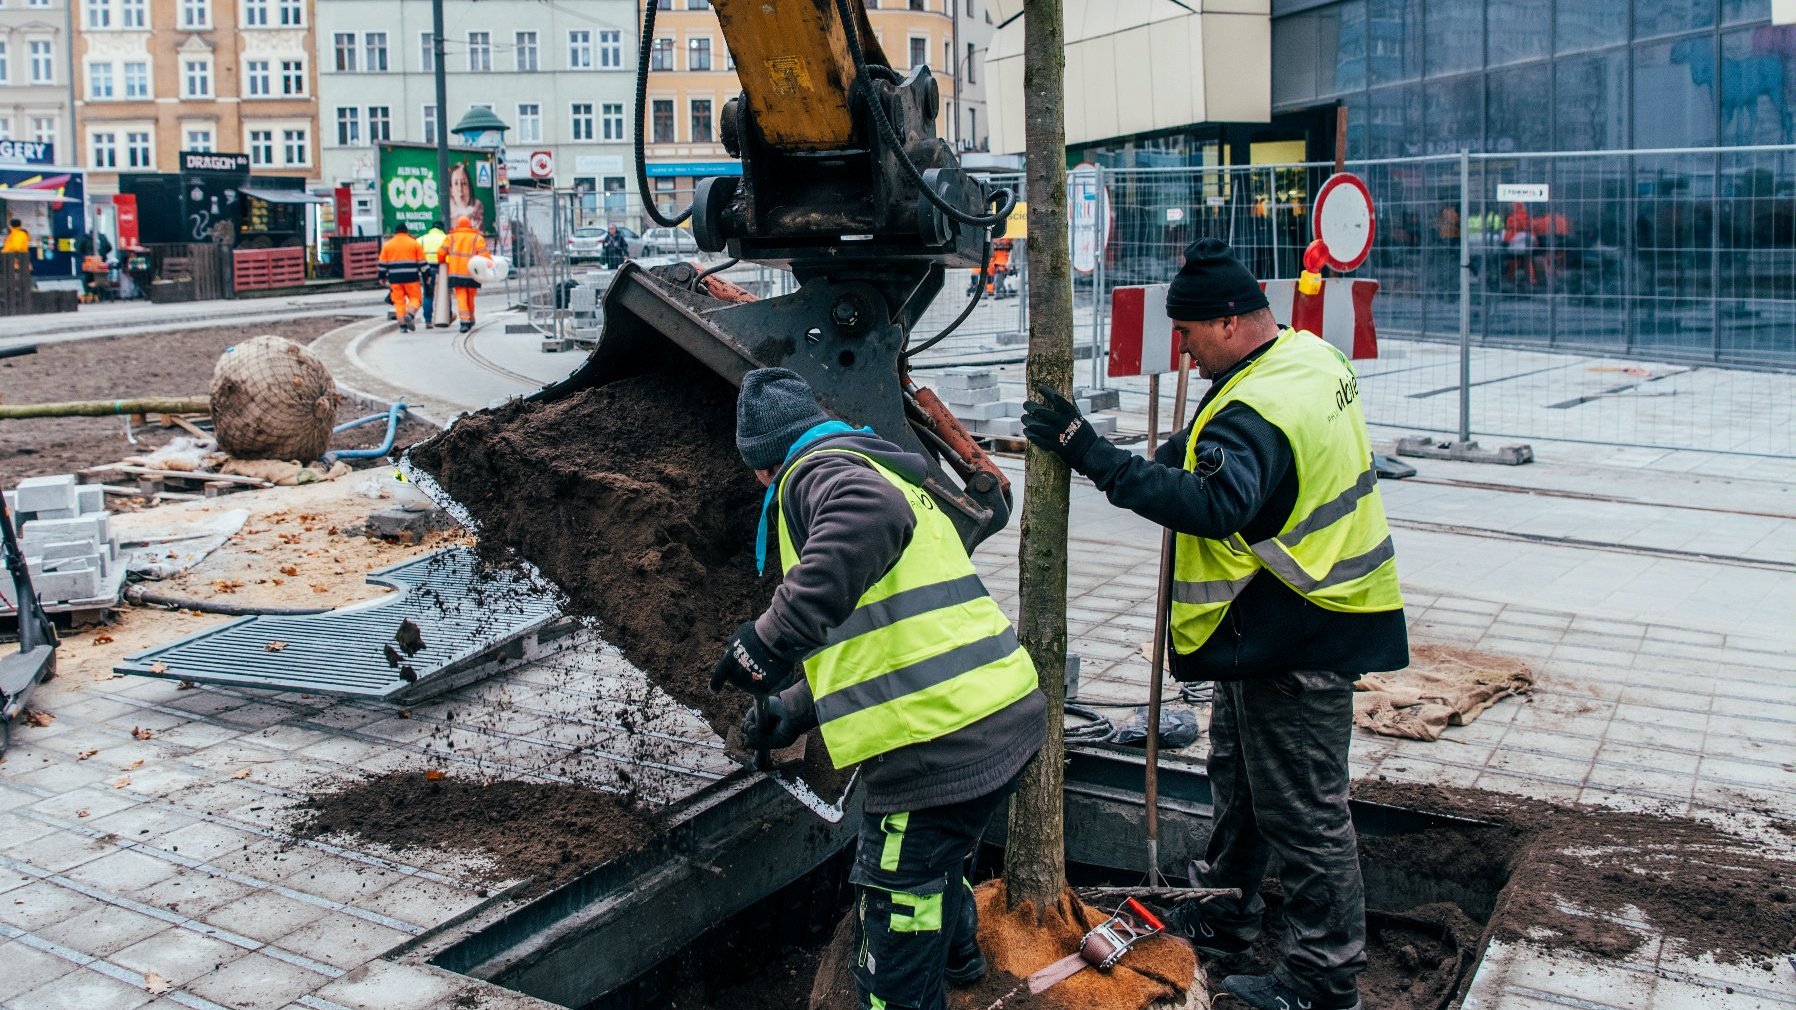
[3, 475, 125, 613]
[928, 367, 1117, 441]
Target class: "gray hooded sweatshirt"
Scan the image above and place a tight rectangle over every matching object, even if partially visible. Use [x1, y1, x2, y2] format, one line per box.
[755, 430, 1047, 815]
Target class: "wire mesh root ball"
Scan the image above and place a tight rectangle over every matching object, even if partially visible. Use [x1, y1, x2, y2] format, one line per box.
[210, 335, 339, 462]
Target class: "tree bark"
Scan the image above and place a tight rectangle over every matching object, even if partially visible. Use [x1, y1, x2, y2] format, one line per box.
[1005, 0, 1071, 917]
[0, 397, 211, 419]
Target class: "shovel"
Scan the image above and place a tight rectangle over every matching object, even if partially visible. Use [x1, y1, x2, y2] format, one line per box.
[740, 698, 857, 823]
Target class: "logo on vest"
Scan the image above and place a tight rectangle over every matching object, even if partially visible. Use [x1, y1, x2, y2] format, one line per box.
[1334, 374, 1359, 412]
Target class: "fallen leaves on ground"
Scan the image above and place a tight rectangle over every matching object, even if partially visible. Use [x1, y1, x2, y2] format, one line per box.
[310, 583, 328, 593]
[149, 662, 167, 674]
[112, 776, 131, 788]
[425, 769, 446, 781]
[231, 768, 252, 780]
[77, 749, 99, 761]
[176, 679, 196, 690]
[121, 758, 144, 771]
[279, 565, 299, 577]
[131, 726, 154, 740]
[264, 641, 287, 652]
[76, 809, 89, 818]
[93, 633, 115, 645]
[22, 710, 53, 727]
[144, 971, 172, 994]
[211, 578, 244, 594]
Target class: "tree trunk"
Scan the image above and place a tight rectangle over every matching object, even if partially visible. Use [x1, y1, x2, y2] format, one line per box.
[1006, 0, 1071, 917]
[0, 397, 211, 419]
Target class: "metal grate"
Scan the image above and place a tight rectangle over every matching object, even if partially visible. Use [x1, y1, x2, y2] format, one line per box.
[116, 548, 567, 703]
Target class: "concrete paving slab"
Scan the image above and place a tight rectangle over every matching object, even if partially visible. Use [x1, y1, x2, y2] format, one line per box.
[110, 928, 246, 986]
[0, 938, 78, 1000]
[180, 950, 334, 1010]
[9, 963, 158, 1010]
[273, 911, 414, 970]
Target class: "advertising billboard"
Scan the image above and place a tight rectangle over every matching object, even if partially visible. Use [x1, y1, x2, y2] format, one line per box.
[377, 143, 497, 235]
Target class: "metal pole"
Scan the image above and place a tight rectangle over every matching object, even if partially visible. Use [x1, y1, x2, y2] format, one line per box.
[1091, 164, 1106, 391]
[432, 0, 452, 230]
[1143, 351, 1190, 887]
[1458, 149, 1471, 445]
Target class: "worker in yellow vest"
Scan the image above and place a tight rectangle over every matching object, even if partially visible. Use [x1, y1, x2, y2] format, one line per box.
[418, 220, 447, 328]
[713, 368, 1047, 1010]
[2, 219, 31, 255]
[1021, 239, 1406, 1010]
[440, 216, 487, 333]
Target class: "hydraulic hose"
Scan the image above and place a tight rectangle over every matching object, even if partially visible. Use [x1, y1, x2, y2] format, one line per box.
[635, 0, 691, 228]
[324, 402, 407, 464]
[903, 233, 990, 360]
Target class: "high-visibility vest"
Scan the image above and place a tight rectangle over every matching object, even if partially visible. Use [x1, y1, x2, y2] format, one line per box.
[419, 228, 447, 265]
[775, 448, 1038, 768]
[378, 233, 425, 283]
[442, 227, 487, 280]
[1, 228, 30, 254]
[1170, 329, 1403, 655]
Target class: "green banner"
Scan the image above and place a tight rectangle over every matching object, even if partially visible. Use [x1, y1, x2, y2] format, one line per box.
[378, 143, 497, 235]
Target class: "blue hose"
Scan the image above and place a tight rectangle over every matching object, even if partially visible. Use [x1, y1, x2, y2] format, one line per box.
[325, 402, 407, 463]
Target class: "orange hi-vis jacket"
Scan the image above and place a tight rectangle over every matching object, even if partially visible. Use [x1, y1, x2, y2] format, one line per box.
[377, 233, 426, 284]
[443, 225, 488, 288]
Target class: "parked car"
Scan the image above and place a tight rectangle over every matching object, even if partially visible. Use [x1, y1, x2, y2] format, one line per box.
[638, 227, 700, 258]
[566, 227, 607, 263]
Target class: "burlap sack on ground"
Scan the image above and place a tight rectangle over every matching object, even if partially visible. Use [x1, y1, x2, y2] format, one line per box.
[811, 879, 1203, 1010]
[1353, 643, 1535, 741]
[210, 335, 338, 461]
[219, 458, 351, 486]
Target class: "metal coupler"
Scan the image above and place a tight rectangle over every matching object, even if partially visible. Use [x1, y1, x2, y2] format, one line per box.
[1077, 897, 1166, 970]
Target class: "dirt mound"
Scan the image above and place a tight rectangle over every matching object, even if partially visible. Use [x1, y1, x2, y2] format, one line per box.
[293, 771, 655, 895]
[407, 368, 776, 743]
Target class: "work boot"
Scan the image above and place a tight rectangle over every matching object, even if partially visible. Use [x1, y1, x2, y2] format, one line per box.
[1164, 900, 1251, 958]
[944, 941, 987, 986]
[1221, 973, 1359, 1010]
[459, 322, 472, 333]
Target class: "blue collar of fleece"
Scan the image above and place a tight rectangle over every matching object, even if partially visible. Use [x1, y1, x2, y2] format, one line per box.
[754, 420, 872, 575]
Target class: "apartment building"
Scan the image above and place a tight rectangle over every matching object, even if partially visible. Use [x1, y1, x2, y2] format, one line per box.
[0, 0, 74, 160]
[315, 0, 637, 229]
[72, 0, 319, 191]
[642, 0, 983, 216]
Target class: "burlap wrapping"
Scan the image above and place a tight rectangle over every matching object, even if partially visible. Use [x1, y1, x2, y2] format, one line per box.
[209, 335, 338, 462]
[1353, 643, 1535, 741]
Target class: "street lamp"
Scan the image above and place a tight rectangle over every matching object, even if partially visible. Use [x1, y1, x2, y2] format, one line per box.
[452, 106, 511, 196]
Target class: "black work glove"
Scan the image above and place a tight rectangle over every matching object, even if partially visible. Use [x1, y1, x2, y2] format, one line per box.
[1022, 384, 1098, 471]
[740, 693, 812, 751]
[708, 620, 789, 695]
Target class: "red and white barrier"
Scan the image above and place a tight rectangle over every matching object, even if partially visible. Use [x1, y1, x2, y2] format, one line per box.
[1108, 278, 1381, 378]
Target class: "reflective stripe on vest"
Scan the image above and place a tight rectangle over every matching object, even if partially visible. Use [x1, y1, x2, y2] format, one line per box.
[775, 448, 1037, 769]
[1170, 330, 1403, 655]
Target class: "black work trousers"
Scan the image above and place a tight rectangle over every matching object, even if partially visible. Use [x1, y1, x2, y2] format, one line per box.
[850, 787, 1007, 1010]
[1194, 668, 1366, 1005]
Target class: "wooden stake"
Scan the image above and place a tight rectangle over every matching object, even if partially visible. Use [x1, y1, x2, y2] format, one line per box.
[1144, 352, 1192, 885]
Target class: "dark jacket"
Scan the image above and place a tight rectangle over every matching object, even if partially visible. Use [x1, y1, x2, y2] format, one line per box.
[1078, 342, 1409, 681]
[755, 431, 1047, 815]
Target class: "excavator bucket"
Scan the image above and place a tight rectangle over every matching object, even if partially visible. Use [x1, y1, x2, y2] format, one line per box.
[528, 259, 1012, 549]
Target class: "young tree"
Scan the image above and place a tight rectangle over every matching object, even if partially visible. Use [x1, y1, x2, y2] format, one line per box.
[1006, 0, 1072, 916]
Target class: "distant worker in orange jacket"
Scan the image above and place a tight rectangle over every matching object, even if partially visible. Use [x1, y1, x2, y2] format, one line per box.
[442, 215, 489, 333]
[377, 223, 426, 332]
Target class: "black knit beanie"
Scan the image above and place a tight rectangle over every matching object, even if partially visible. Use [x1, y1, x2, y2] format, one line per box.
[736, 367, 830, 469]
[1165, 238, 1269, 321]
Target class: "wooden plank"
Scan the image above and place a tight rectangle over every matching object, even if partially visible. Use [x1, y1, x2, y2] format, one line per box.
[82, 463, 273, 487]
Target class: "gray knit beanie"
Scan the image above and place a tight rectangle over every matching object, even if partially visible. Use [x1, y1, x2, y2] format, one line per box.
[736, 367, 830, 469]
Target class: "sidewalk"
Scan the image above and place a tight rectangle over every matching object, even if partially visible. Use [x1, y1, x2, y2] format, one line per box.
[0, 288, 391, 348]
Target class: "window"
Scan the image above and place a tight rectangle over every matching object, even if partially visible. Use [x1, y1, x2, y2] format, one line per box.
[601, 102, 624, 140]
[121, 0, 144, 27]
[688, 37, 710, 71]
[185, 126, 214, 151]
[420, 32, 435, 72]
[246, 59, 270, 96]
[515, 102, 541, 141]
[365, 32, 388, 72]
[656, 0, 672, 8]
[1366, 0, 1421, 85]
[514, 31, 539, 71]
[690, 99, 712, 142]
[467, 31, 491, 72]
[689, 0, 709, 7]
[651, 37, 673, 71]
[278, 0, 300, 25]
[249, 129, 273, 165]
[599, 30, 622, 69]
[180, 0, 208, 29]
[336, 106, 360, 145]
[28, 0, 53, 7]
[570, 102, 594, 140]
[651, 99, 673, 142]
[0, 42, 8, 84]
[282, 127, 306, 165]
[280, 59, 303, 95]
[244, 0, 266, 26]
[91, 131, 117, 168]
[368, 105, 390, 142]
[0, 119, 12, 141]
[564, 29, 590, 69]
[334, 33, 357, 72]
[126, 130, 150, 168]
[183, 58, 210, 98]
[422, 104, 437, 144]
[966, 42, 975, 82]
[88, 62, 114, 100]
[124, 60, 148, 97]
[908, 36, 927, 69]
[30, 116, 54, 144]
[910, 0, 925, 9]
[86, 0, 111, 30]
[28, 40, 51, 83]
[1423, 0, 1480, 77]
[1487, 0, 1549, 66]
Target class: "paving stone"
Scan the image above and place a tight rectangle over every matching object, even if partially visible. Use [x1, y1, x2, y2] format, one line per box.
[7, 831, 116, 875]
[0, 938, 77, 1000]
[196, 887, 330, 944]
[11, 964, 156, 1010]
[314, 959, 469, 1010]
[63, 850, 181, 897]
[35, 907, 173, 957]
[180, 950, 332, 1010]
[111, 928, 245, 986]
[274, 910, 412, 970]
[356, 874, 479, 927]
[149, 821, 257, 865]
[129, 867, 259, 919]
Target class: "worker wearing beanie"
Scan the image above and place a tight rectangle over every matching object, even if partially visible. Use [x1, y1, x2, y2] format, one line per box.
[376, 223, 426, 332]
[1020, 239, 1407, 1010]
[441, 216, 488, 332]
[714, 367, 1048, 1010]
[418, 220, 447, 328]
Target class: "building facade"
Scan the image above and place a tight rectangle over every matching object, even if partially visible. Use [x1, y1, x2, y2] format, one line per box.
[0, 0, 74, 160]
[314, 0, 638, 231]
[72, 0, 318, 192]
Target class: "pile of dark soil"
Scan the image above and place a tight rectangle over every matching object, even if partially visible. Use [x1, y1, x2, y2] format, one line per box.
[408, 368, 772, 742]
[0, 317, 429, 479]
[1358, 780, 1796, 972]
[293, 770, 655, 895]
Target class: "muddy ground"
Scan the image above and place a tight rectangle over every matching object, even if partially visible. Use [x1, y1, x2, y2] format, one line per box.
[0, 316, 436, 480]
